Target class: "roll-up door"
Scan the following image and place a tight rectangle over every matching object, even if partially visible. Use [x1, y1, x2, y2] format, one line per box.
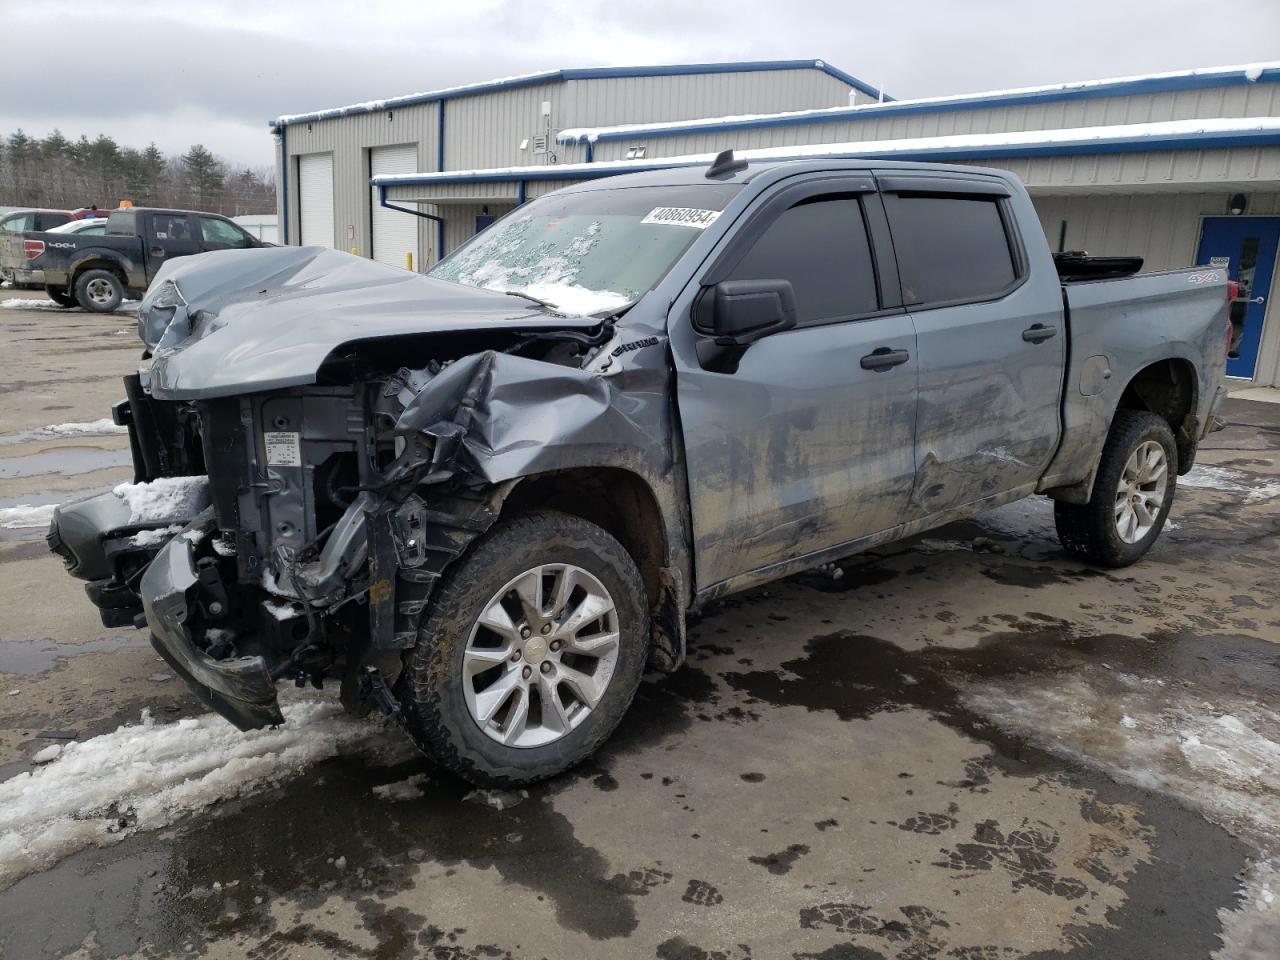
[370, 144, 420, 268]
[298, 153, 334, 248]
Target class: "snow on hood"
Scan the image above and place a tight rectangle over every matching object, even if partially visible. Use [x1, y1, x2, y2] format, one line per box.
[140, 246, 601, 400]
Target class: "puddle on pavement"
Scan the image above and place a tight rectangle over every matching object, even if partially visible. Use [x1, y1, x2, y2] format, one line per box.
[0, 636, 146, 676]
[0, 615, 1262, 959]
[0, 445, 131, 479]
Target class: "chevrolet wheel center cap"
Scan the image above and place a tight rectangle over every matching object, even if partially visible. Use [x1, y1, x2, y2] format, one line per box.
[523, 637, 547, 663]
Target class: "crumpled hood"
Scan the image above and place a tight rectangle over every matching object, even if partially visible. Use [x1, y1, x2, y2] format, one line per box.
[141, 247, 599, 400]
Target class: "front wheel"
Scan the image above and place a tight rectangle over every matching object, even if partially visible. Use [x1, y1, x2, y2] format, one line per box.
[74, 269, 123, 313]
[400, 510, 650, 788]
[1054, 410, 1177, 567]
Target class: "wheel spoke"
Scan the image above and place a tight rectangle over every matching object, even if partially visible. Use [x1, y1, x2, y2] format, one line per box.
[538, 674, 572, 733]
[477, 600, 519, 641]
[512, 568, 544, 621]
[558, 664, 604, 708]
[464, 643, 514, 674]
[1133, 498, 1154, 527]
[547, 566, 579, 619]
[555, 590, 613, 640]
[500, 689, 531, 745]
[473, 669, 521, 725]
[567, 629, 620, 657]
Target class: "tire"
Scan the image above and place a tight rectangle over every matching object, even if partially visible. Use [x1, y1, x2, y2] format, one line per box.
[1054, 410, 1178, 567]
[74, 269, 123, 313]
[46, 286, 76, 308]
[400, 510, 650, 788]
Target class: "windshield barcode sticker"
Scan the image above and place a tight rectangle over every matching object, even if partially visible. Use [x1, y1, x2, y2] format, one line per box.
[264, 431, 302, 467]
[641, 207, 721, 229]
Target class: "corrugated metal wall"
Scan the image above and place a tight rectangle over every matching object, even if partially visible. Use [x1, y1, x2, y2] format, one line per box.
[967, 146, 1280, 192]
[282, 104, 439, 258]
[561, 70, 852, 128]
[443, 82, 566, 172]
[587, 83, 1280, 161]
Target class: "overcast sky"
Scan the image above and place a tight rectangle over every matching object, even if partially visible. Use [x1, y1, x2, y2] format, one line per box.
[2, 0, 1277, 167]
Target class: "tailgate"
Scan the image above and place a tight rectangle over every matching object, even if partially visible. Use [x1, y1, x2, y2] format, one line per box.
[0, 231, 25, 273]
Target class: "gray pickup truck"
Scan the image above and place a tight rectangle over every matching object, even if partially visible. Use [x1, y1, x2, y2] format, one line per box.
[48, 155, 1231, 787]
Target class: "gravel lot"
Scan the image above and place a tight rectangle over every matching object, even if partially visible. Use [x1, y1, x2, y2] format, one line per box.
[1, 289, 1277, 960]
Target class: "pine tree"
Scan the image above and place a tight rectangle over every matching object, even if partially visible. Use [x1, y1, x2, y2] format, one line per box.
[182, 143, 225, 209]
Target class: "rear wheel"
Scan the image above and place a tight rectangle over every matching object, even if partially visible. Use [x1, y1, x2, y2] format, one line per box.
[1054, 410, 1177, 567]
[46, 286, 76, 308]
[400, 510, 650, 787]
[74, 269, 123, 313]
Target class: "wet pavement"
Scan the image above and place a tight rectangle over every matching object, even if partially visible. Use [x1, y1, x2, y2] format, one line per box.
[1, 293, 1278, 959]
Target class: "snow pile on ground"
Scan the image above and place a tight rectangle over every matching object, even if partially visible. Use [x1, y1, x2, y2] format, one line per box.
[372, 773, 429, 801]
[1181, 465, 1280, 503]
[0, 297, 138, 314]
[112, 476, 209, 523]
[0, 503, 58, 529]
[963, 667, 1280, 959]
[0, 419, 128, 446]
[0, 699, 409, 887]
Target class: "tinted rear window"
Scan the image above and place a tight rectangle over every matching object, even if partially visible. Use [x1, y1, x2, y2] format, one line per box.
[886, 195, 1017, 306]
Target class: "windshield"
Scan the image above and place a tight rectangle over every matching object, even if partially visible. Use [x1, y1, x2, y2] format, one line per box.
[428, 183, 740, 315]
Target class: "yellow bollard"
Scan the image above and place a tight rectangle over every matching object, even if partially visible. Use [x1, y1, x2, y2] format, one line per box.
[405, 252, 414, 272]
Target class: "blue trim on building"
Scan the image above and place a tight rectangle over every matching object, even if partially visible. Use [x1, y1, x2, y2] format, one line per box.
[268, 59, 886, 128]
[278, 125, 289, 244]
[558, 66, 1280, 144]
[437, 99, 446, 172]
[371, 126, 1280, 189]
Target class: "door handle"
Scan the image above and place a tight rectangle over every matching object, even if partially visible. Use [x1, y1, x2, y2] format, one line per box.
[860, 347, 910, 371]
[149, 246, 165, 257]
[1249, 296, 1265, 304]
[1022, 323, 1057, 343]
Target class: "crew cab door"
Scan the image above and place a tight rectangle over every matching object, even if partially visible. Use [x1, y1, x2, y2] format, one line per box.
[145, 213, 200, 270]
[877, 174, 1065, 519]
[671, 175, 918, 592]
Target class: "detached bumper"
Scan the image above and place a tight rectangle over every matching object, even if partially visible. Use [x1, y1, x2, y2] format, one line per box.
[141, 536, 284, 730]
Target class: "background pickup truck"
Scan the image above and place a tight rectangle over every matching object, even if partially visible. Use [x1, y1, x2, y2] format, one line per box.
[0, 207, 103, 287]
[49, 155, 1231, 789]
[1, 206, 267, 311]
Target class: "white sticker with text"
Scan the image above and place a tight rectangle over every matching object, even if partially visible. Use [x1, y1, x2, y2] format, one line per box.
[264, 431, 302, 467]
[641, 207, 722, 229]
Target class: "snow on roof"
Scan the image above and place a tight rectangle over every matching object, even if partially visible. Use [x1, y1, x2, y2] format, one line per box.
[272, 60, 883, 128]
[372, 116, 1280, 190]
[557, 60, 1280, 144]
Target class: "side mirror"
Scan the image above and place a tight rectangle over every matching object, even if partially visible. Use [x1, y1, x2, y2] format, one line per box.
[697, 279, 798, 345]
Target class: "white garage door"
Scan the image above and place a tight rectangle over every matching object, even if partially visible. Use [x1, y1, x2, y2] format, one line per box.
[298, 153, 334, 248]
[370, 144, 420, 269]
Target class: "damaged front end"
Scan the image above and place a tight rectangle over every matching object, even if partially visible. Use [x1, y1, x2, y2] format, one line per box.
[49, 247, 687, 733]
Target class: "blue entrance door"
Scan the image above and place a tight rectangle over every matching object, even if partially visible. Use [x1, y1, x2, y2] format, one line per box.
[1196, 217, 1280, 379]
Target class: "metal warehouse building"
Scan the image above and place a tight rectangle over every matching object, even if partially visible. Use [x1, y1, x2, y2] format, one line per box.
[271, 59, 1280, 388]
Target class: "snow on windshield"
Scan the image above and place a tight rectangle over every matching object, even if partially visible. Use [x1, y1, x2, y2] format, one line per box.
[432, 217, 630, 315]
